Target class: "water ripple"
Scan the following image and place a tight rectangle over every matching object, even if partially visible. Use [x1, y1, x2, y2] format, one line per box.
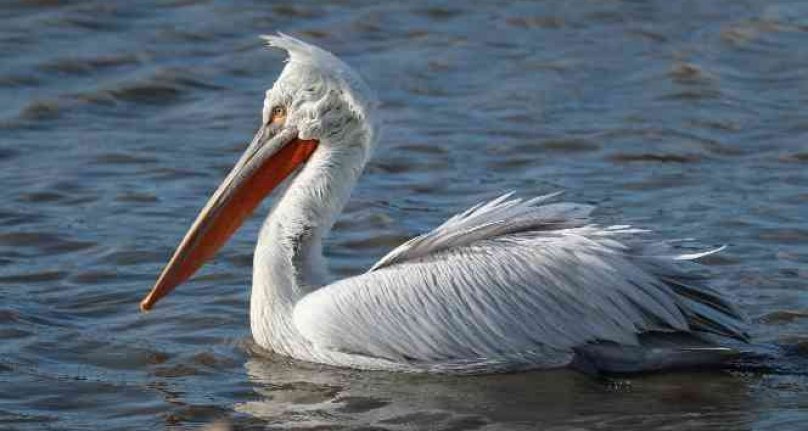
[1, 0, 806, 429]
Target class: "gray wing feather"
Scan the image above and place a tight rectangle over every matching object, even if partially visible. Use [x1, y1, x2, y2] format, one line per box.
[370, 192, 592, 271]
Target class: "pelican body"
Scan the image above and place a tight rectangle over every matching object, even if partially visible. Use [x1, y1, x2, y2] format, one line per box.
[140, 35, 747, 374]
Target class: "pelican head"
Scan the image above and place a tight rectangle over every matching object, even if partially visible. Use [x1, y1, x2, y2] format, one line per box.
[140, 34, 378, 311]
[260, 33, 379, 156]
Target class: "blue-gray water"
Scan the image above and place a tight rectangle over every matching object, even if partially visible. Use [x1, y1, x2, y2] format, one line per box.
[1, 1, 807, 429]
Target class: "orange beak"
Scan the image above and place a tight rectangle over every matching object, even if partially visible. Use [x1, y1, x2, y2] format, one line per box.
[140, 125, 318, 311]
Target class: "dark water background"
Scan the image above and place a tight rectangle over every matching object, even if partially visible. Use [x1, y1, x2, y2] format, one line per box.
[1, 0, 807, 429]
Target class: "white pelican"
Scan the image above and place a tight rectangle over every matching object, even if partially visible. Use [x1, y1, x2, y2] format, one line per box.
[140, 34, 747, 374]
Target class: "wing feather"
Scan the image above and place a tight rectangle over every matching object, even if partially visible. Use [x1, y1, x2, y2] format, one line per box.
[369, 192, 592, 271]
[293, 194, 747, 366]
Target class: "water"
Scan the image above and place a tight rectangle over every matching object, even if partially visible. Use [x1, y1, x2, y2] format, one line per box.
[1, 0, 806, 429]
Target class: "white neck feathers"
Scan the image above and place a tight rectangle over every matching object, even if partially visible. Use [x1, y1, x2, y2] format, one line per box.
[249, 140, 367, 353]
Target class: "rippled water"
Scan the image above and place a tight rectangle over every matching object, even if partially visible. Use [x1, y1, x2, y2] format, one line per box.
[2, 1, 807, 429]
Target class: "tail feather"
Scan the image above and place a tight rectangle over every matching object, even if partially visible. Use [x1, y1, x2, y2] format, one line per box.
[663, 277, 741, 320]
[660, 277, 749, 342]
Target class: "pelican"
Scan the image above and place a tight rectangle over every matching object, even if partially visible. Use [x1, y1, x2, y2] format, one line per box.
[140, 34, 747, 374]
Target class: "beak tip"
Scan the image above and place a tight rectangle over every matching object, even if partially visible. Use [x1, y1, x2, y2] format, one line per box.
[139, 297, 154, 312]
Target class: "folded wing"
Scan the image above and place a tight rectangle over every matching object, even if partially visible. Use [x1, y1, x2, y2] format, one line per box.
[293, 194, 746, 369]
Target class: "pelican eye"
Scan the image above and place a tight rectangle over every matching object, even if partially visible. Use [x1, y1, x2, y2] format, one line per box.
[270, 105, 286, 124]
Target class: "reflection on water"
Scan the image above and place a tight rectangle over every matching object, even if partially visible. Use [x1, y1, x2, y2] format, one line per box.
[237, 354, 755, 430]
[1, 0, 807, 429]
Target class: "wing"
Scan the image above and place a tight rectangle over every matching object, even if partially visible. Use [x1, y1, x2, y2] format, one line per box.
[293, 194, 746, 368]
[370, 192, 590, 271]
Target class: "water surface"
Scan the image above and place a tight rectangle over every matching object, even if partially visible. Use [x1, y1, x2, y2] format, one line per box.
[1, 0, 807, 429]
